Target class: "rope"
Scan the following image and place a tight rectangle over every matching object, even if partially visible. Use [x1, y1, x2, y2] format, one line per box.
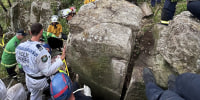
[0, 34, 5, 48]
[63, 59, 70, 76]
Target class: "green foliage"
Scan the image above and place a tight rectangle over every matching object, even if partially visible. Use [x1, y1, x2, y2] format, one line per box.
[60, 0, 84, 10]
[59, 18, 70, 35]
[175, 3, 187, 15]
[0, 64, 8, 79]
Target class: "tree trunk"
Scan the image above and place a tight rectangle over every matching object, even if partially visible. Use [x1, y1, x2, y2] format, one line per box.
[0, 0, 7, 12]
[7, 0, 11, 7]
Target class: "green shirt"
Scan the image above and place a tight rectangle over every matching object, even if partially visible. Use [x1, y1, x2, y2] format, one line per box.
[1, 36, 20, 68]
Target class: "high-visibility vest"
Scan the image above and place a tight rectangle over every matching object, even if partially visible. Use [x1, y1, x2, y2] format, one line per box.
[84, 0, 95, 4]
[1, 36, 20, 68]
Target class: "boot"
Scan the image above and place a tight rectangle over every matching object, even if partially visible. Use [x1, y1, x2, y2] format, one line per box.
[143, 67, 156, 85]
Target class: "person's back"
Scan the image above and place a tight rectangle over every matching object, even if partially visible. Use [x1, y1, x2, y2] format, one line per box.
[1, 30, 27, 77]
[16, 23, 65, 100]
[1, 36, 19, 67]
[16, 40, 48, 77]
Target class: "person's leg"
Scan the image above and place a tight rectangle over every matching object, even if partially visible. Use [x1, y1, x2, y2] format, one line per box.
[175, 73, 200, 100]
[29, 88, 43, 100]
[145, 82, 184, 100]
[187, 1, 200, 20]
[157, 0, 161, 4]
[151, 0, 156, 7]
[72, 82, 80, 92]
[5, 66, 17, 77]
[145, 82, 164, 100]
[161, 0, 177, 24]
[159, 90, 184, 100]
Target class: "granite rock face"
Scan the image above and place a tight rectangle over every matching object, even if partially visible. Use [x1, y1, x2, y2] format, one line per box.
[157, 11, 200, 74]
[66, 0, 143, 99]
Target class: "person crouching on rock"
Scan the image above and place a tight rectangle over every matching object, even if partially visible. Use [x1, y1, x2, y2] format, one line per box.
[47, 15, 63, 38]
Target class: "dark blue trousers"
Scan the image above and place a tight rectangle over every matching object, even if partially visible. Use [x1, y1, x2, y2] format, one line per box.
[175, 73, 200, 100]
[145, 73, 200, 100]
[187, 1, 200, 20]
[151, 0, 161, 7]
[161, 0, 177, 21]
[145, 82, 184, 100]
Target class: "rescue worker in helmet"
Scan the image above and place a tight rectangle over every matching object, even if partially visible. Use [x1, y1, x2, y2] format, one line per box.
[51, 73, 92, 100]
[1, 29, 27, 78]
[47, 15, 63, 38]
[60, 7, 76, 21]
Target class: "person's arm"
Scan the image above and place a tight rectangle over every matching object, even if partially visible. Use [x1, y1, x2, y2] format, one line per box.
[59, 24, 62, 34]
[47, 25, 52, 33]
[37, 45, 66, 76]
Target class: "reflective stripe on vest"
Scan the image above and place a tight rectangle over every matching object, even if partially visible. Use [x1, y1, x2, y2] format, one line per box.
[4, 48, 15, 54]
[1, 62, 17, 67]
[161, 20, 169, 25]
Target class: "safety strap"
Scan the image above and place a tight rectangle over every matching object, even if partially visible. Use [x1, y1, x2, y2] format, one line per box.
[73, 88, 84, 94]
[160, 20, 169, 25]
[1, 62, 17, 67]
[0, 34, 5, 48]
[63, 59, 69, 76]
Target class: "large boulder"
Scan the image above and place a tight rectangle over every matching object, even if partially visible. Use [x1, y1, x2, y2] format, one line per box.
[10, 2, 30, 32]
[157, 11, 200, 74]
[10, 1, 53, 31]
[66, 0, 143, 99]
[40, 2, 52, 30]
[30, 1, 41, 24]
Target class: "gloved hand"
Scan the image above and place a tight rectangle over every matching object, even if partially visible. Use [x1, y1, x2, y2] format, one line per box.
[83, 85, 92, 97]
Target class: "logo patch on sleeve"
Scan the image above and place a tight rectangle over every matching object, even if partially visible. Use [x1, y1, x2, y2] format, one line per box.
[41, 55, 48, 62]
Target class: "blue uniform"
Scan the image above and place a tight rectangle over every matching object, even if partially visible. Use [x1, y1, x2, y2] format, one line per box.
[15, 40, 63, 100]
[151, 0, 161, 7]
[187, 1, 200, 20]
[145, 73, 200, 100]
[161, 0, 177, 22]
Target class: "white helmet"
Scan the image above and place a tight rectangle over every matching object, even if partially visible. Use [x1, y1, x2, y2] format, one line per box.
[60, 9, 72, 18]
[51, 15, 58, 22]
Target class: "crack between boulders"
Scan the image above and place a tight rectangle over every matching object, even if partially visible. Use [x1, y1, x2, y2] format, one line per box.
[120, 36, 141, 100]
